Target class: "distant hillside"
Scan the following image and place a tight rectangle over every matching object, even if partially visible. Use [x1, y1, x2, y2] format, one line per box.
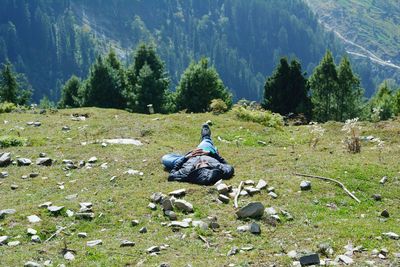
[305, 0, 400, 96]
[1, 0, 348, 102]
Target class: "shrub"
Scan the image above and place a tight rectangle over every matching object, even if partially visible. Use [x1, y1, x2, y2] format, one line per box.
[342, 118, 361, 153]
[0, 135, 26, 148]
[0, 101, 17, 113]
[232, 105, 283, 128]
[209, 99, 228, 114]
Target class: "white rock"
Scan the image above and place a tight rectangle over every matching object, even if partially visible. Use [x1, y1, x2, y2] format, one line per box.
[338, 255, 354, 265]
[382, 232, 399, 240]
[27, 215, 41, 223]
[31, 235, 41, 243]
[0, 236, 8, 245]
[168, 221, 190, 228]
[87, 239, 102, 247]
[78, 232, 87, 238]
[66, 210, 74, 217]
[27, 228, 37, 235]
[88, 156, 97, 163]
[8, 240, 20, 246]
[64, 251, 75, 261]
[256, 179, 268, 190]
[24, 261, 41, 267]
[265, 207, 278, 215]
[174, 199, 193, 212]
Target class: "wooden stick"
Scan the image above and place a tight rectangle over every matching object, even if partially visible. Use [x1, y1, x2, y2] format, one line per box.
[294, 173, 361, 203]
[234, 181, 244, 209]
[198, 235, 210, 248]
[45, 223, 74, 243]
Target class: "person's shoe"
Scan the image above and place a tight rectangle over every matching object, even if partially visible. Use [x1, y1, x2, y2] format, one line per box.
[201, 123, 211, 139]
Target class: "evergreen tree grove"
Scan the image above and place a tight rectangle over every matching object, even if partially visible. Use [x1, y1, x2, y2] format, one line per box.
[59, 75, 81, 108]
[0, 61, 32, 105]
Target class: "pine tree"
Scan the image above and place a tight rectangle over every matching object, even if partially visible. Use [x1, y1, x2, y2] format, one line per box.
[337, 56, 363, 121]
[309, 50, 338, 122]
[127, 44, 170, 113]
[369, 80, 395, 120]
[262, 57, 311, 118]
[0, 61, 18, 103]
[59, 75, 80, 108]
[176, 57, 232, 113]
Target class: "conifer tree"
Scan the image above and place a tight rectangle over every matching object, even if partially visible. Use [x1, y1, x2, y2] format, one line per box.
[0, 61, 32, 105]
[59, 75, 80, 108]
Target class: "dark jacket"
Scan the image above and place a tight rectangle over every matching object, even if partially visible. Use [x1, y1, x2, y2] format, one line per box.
[168, 153, 234, 185]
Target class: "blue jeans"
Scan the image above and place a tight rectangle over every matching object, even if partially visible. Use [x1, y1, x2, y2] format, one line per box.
[161, 137, 218, 170]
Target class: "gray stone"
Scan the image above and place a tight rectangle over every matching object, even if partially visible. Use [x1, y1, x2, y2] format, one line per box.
[88, 156, 97, 163]
[39, 153, 46, 157]
[265, 207, 277, 216]
[150, 192, 165, 204]
[27, 215, 41, 223]
[24, 261, 41, 267]
[139, 227, 147, 233]
[280, 209, 294, 221]
[270, 214, 281, 222]
[0, 171, 9, 178]
[162, 198, 173, 211]
[268, 191, 278, 199]
[75, 212, 95, 220]
[78, 232, 87, 238]
[381, 209, 389, 218]
[29, 173, 39, 178]
[372, 194, 382, 201]
[64, 251, 75, 261]
[87, 239, 102, 247]
[164, 210, 177, 221]
[0, 236, 9, 245]
[218, 194, 230, 204]
[147, 246, 160, 253]
[0, 153, 12, 167]
[382, 232, 399, 240]
[148, 203, 157, 210]
[27, 228, 37, 235]
[21, 175, 28, 179]
[338, 255, 354, 265]
[300, 181, 311, 191]
[267, 186, 275, 192]
[38, 202, 52, 208]
[380, 176, 387, 184]
[168, 189, 186, 197]
[62, 126, 71, 131]
[36, 157, 52, 166]
[65, 194, 78, 200]
[244, 186, 260, 195]
[237, 225, 250, 232]
[10, 184, 18, 190]
[0, 209, 16, 219]
[236, 202, 264, 219]
[120, 240, 135, 247]
[168, 221, 190, 228]
[8, 240, 20, 246]
[174, 199, 194, 213]
[31, 235, 41, 243]
[131, 220, 139, 226]
[66, 210, 74, 217]
[216, 183, 229, 195]
[249, 222, 261, 235]
[192, 220, 208, 230]
[227, 246, 239, 256]
[33, 122, 41, 127]
[79, 202, 93, 209]
[256, 179, 268, 190]
[380, 248, 388, 256]
[244, 180, 255, 185]
[47, 206, 64, 213]
[17, 158, 32, 166]
[287, 250, 298, 259]
[318, 243, 334, 257]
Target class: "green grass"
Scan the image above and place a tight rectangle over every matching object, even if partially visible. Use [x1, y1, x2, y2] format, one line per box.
[0, 108, 399, 266]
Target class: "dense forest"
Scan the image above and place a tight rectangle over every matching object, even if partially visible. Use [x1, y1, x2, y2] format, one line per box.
[0, 0, 354, 102]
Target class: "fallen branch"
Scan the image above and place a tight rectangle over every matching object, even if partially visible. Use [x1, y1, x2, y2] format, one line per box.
[198, 235, 210, 248]
[294, 173, 361, 203]
[45, 223, 74, 243]
[234, 181, 244, 209]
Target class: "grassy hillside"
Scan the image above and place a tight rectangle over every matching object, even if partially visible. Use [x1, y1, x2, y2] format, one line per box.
[0, 108, 399, 266]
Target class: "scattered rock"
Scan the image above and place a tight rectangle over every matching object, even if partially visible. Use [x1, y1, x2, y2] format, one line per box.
[139, 227, 147, 233]
[338, 255, 354, 265]
[64, 251, 75, 261]
[27, 215, 41, 223]
[78, 232, 87, 238]
[244, 180, 255, 185]
[47, 206, 64, 214]
[299, 254, 320, 266]
[227, 246, 239, 256]
[300, 181, 311, 191]
[87, 240, 102, 247]
[265, 207, 278, 216]
[75, 213, 95, 220]
[147, 246, 160, 254]
[236, 202, 264, 219]
[0, 153, 12, 167]
[36, 157, 52, 166]
[62, 126, 70, 131]
[31, 235, 41, 243]
[192, 220, 208, 230]
[124, 169, 143, 176]
[0, 209, 16, 219]
[382, 232, 399, 240]
[218, 194, 230, 204]
[174, 199, 194, 213]
[372, 194, 382, 201]
[24, 261, 41, 267]
[148, 203, 157, 210]
[0, 236, 9, 245]
[65, 194, 78, 200]
[79, 202, 93, 211]
[0, 171, 9, 178]
[318, 243, 334, 257]
[164, 210, 177, 221]
[380, 176, 387, 185]
[244, 187, 260, 195]
[216, 183, 230, 195]
[237, 225, 250, 232]
[27, 228, 37, 235]
[21, 175, 28, 179]
[268, 192, 278, 199]
[256, 179, 268, 190]
[88, 157, 97, 163]
[162, 198, 173, 211]
[249, 222, 261, 235]
[287, 250, 298, 259]
[280, 209, 294, 221]
[66, 210, 74, 217]
[10, 184, 18, 190]
[168, 221, 190, 228]
[168, 189, 186, 197]
[39, 153, 46, 157]
[381, 210, 389, 218]
[131, 220, 139, 226]
[29, 173, 39, 178]
[38, 202, 52, 208]
[103, 139, 143, 146]
[17, 158, 32, 166]
[267, 186, 275, 192]
[8, 240, 20, 246]
[120, 240, 135, 247]
[150, 192, 165, 204]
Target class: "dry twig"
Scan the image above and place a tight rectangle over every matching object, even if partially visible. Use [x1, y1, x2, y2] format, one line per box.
[234, 181, 244, 208]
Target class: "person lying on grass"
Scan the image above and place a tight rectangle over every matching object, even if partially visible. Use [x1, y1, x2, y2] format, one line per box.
[161, 124, 234, 185]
